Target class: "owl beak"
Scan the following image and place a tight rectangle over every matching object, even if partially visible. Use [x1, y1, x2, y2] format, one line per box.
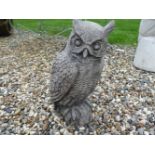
[82, 48, 88, 58]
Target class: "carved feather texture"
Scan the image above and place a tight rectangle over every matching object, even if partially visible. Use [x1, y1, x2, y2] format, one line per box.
[50, 52, 78, 104]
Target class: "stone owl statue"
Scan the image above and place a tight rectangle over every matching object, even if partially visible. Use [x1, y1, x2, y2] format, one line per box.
[50, 19, 115, 126]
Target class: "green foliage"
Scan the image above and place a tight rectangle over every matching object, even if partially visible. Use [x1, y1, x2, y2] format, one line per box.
[14, 19, 140, 45]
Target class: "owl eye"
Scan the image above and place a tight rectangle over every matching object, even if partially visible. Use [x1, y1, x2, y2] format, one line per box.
[74, 39, 82, 47]
[93, 42, 101, 50]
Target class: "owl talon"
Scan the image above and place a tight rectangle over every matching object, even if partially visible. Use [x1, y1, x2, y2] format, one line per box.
[60, 101, 93, 126]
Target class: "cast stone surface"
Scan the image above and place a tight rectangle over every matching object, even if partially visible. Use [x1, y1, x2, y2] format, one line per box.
[50, 19, 115, 126]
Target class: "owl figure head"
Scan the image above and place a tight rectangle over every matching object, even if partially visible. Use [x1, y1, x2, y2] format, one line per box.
[66, 19, 115, 59]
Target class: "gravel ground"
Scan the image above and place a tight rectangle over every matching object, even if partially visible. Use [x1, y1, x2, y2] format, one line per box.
[0, 30, 155, 135]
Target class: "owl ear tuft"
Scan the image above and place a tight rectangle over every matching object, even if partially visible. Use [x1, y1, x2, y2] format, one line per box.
[103, 20, 115, 37]
[73, 19, 82, 30]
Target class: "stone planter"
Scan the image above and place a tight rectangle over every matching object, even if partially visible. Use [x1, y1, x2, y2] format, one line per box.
[134, 19, 155, 72]
[0, 19, 13, 36]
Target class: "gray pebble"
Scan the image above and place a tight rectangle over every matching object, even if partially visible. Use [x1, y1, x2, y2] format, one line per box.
[3, 107, 12, 113]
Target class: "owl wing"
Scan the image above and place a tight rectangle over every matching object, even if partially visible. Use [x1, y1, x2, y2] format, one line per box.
[50, 54, 78, 103]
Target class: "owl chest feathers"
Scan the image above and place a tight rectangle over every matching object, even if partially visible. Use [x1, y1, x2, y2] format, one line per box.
[51, 50, 104, 106]
[72, 56, 103, 93]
